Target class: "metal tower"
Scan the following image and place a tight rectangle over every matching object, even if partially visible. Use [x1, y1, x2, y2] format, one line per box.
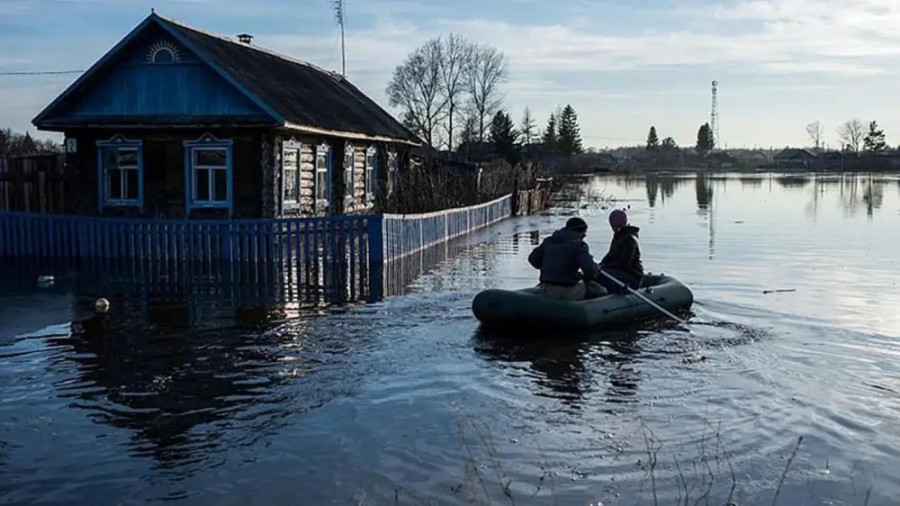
[710, 80, 719, 150]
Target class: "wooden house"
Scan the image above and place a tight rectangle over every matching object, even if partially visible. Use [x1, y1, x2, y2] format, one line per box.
[31, 11, 421, 220]
[773, 148, 815, 169]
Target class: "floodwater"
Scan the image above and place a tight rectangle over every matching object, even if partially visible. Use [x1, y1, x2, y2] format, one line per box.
[2, 171, 899, 505]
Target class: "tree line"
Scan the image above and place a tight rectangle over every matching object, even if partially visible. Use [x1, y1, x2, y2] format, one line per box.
[643, 123, 715, 155]
[806, 119, 892, 154]
[0, 127, 62, 157]
[385, 34, 584, 166]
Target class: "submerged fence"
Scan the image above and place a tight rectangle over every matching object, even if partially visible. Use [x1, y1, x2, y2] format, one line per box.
[0, 193, 514, 304]
[0, 212, 382, 303]
[381, 194, 512, 262]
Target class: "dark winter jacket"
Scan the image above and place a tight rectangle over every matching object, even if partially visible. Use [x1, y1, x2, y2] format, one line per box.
[599, 225, 644, 278]
[527, 227, 598, 286]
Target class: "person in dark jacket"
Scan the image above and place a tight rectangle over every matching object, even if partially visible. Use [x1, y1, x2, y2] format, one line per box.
[596, 209, 644, 294]
[527, 217, 599, 300]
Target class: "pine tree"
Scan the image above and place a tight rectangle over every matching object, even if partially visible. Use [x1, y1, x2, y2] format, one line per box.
[520, 107, 537, 145]
[556, 104, 583, 156]
[646, 126, 659, 151]
[489, 110, 520, 166]
[459, 113, 478, 147]
[862, 120, 887, 153]
[696, 123, 713, 155]
[542, 113, 558, 153]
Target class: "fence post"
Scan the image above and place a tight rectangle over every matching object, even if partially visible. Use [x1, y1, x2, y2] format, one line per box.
[367, 214, 384, 302]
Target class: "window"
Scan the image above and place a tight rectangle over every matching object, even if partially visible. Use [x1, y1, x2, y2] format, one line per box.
[365, 146, 377, 204]
[183, 133, 233, 213]
[315, 143, 331, 210]
[386, 151, 399, 198]
[282, 140, 301, 210]
[96, 134, 143, 209]
[191, 148, 228, 202]
[344, 145, 354, 205]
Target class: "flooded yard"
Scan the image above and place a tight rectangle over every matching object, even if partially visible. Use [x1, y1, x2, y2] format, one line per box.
[1, 171, 899, 505]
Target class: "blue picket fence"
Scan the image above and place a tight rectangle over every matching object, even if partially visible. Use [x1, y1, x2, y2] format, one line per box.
[0, 193, 514, 304]
[0, 211, 383, 302]
[381, 193, 512, 262]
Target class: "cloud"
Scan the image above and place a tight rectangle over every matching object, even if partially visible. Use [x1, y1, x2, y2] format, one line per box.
[3, 0, 900, 146]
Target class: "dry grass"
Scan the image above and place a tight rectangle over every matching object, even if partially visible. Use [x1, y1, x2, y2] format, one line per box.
[380, 158, 554, 215]
[435, 406, 872, 506]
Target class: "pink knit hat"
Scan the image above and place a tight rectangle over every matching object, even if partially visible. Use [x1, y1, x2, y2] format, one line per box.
[609, 209, 628, 228]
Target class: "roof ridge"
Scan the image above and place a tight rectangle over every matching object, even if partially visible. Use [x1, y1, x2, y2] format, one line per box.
[151, 11, 345, 81]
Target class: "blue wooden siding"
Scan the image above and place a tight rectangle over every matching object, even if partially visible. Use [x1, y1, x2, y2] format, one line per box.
[60, 64, 264, 118]
[57, 34, 264, 120]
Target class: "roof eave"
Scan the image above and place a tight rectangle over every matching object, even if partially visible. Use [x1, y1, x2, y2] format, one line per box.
[282, 122, 421, 146]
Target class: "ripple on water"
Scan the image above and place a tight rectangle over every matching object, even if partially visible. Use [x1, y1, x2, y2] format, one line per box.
[3, 172, 900, 505]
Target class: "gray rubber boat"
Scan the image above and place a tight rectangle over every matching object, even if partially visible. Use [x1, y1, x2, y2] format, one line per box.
[471, 274, 694, 331]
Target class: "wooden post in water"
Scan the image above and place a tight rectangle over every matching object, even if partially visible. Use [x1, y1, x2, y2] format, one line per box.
[367, 214, 383, 302]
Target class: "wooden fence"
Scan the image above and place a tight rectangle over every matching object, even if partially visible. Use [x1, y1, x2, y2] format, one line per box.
[0, 193, 517, 304]
[0, 212, 383, 303]
[381, 193, 512, 262]
[0, 154, 69, 213]
[515, 177, 553, 215]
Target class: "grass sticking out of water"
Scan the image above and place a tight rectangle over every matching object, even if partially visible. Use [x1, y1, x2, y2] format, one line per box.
[436, 404, 876, 506]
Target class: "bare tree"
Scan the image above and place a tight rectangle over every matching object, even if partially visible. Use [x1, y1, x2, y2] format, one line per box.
[805, 121, 822, 152]
[465, 43, 508, 142]
[436, 33, 472, 152]
[838, 119, 864, 152]
[385, 39, 448, 147]
[386, 36, 508, 149]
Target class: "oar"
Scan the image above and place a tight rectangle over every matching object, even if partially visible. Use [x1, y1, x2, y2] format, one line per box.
[598, 269, 690, 329]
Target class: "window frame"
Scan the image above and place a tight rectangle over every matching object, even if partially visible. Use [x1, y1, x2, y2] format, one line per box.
[95, 134, 143, 211]
[343, 144, 355, 207]
[365, 146, 377, 205]
[183, 133, 233, 215]
[282, 139, 302, 212]
[314, 142, 331, 212]
[386, 151, 399, 198]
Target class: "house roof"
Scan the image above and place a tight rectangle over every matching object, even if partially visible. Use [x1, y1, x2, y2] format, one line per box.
[33, 12, 421, 146]
[774, 148, 815, 159]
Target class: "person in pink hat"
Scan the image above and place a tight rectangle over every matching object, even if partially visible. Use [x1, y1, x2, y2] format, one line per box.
[595, 208, 644, 294]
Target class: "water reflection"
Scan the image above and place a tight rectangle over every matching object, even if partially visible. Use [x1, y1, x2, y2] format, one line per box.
[695, 173, 713, 210]
[775, 175, 811, 188]
[470, 327, 644, 414]
[616, 171, 897, 221]
[643, 173, 691, 208]
[49, 324, 292, 469]
[738, 175, 764, 187]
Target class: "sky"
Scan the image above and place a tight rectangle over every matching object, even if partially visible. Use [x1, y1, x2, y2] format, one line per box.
[1, 0, 899, 150]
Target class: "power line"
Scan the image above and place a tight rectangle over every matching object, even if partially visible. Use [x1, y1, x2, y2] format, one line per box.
[0, 70, 85, 76]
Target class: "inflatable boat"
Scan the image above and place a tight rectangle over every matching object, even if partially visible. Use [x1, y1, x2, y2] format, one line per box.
[471, 274, 694, 331]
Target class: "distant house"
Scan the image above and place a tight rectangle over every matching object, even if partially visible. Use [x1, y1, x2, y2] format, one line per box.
[773, 148, 815, 169]
[31, 11, 421, 219]
[704, 151, 738, 169]
[456, 141, 498, 163]
[815, 150, 845, 171]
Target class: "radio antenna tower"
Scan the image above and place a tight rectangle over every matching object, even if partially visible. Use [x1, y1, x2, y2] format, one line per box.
[332, 0, 346, 76]
[710, 80, 719, 150]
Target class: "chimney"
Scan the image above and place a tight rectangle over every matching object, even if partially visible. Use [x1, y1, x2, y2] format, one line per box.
[237, 33, 253, 44]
